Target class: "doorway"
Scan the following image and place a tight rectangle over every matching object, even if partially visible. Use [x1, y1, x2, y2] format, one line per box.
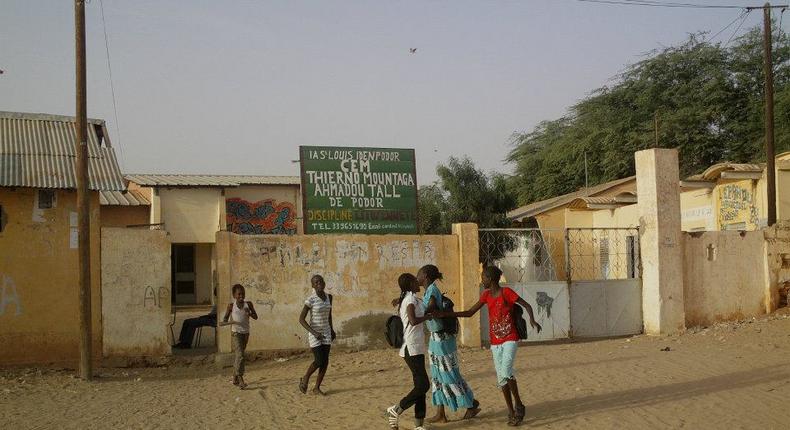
[172, 244, 196, 305]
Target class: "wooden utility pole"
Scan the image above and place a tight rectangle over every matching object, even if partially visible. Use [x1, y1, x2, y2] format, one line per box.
[75, 0, 92, 381]
[763, 2, 777, 226]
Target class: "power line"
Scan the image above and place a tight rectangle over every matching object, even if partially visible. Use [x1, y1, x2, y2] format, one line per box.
[574, 0, 746, 9]
[708, 9, 750, 43]
[724, 9, 753, 46]
[99, 0, 125, 168]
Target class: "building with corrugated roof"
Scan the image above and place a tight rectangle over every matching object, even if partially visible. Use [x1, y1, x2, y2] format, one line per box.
[123, 173, 302, 307]
[0, 111, 125, 365]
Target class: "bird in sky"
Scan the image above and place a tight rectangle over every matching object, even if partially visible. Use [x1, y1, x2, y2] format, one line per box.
[409, 48, 417, 54]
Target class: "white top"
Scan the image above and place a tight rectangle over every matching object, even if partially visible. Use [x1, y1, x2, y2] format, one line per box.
[230, 301, 250, 334]
[398, 291, 426, 358]
[305, 293, 332, 348]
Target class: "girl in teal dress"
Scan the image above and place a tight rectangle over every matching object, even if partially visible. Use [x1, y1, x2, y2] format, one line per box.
[418, 264, 481, 423]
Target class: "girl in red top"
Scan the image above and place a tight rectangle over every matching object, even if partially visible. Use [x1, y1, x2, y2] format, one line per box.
[436, 266, 541, 426]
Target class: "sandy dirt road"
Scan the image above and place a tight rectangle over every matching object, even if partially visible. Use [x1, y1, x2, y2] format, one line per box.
[3, 312, 790, 429]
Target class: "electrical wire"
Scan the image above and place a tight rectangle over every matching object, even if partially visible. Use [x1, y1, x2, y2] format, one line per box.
[99, 0, 125, 168]
[574, 0, 747, 9]
[724, 9, 753, 47]
[708, 9, 750, 43]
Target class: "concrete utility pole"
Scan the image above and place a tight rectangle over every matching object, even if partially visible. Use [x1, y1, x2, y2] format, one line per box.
[763, 2, 777, 226]
[75, 0, 93, 381]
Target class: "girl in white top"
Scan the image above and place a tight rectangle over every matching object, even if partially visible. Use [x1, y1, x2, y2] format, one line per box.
[386, 273, 433, 430]
[222, 284, 257, 389]
[299, 275, 336, 395]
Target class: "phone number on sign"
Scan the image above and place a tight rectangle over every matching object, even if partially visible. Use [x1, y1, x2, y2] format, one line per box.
[310, 222, 397, 231]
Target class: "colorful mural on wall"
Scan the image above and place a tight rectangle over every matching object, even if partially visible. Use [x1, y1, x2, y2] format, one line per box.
[226, 198, 297, 235]
[718, 181, 759, 229]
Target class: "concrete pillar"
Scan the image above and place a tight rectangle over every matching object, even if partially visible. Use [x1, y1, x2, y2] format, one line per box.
[215, 231, 232, 354]
[452, 223, 482, 347]
[635, 149, 685, 335]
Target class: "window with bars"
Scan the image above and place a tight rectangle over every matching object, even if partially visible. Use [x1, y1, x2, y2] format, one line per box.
[38, 190, 55, 209]
[599, 238, 610, 279]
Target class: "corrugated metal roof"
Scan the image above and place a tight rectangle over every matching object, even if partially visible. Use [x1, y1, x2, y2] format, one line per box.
[0, 111, 125, 191]
[508, 176, 636, 220]
[99, 190, 150, 206]
[125, 174, 301, 187]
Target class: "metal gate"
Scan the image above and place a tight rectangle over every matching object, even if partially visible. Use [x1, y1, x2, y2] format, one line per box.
[479, 227, 642, 343]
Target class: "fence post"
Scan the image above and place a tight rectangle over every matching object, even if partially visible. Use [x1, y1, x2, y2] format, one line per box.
[564, 229, 571, 282]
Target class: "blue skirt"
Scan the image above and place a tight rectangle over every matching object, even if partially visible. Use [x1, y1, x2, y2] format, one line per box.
[428, 332, 475, 411]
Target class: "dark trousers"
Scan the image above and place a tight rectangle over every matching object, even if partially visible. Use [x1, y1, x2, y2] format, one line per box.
[399, 347, 429, 419]
[178, 314, 216, 345]
[312, 344, 331, 370]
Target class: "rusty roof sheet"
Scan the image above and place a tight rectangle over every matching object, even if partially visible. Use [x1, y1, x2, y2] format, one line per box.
[125, 174, 301, 187]
[99, 190, 150, 206]
[0, 111, 125, 191]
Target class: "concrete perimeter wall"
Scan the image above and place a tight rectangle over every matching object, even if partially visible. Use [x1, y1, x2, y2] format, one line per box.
[101, 228, 171, 357]
[215, 224, 480, 354]
[683, 230, 767, 326]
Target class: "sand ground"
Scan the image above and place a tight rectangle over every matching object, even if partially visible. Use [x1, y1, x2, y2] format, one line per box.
[3, 311, 790, 430]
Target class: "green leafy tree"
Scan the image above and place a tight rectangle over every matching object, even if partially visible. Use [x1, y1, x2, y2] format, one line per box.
[417, 156, 517, 234]
[508, 24, 790, 205]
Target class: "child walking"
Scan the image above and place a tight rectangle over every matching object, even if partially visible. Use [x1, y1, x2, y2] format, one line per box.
[436, 266, 541, 426]
[418, 264, 480, 423]
[386, 273, 432, 430]
[222, 284, 258, 389]
[299, 275, 336, 395]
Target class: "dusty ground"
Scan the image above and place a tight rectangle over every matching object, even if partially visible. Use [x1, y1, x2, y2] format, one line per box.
[4, 312, 790, 430]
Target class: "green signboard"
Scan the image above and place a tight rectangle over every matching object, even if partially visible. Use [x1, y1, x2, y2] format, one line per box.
[300, 146, 418, 234]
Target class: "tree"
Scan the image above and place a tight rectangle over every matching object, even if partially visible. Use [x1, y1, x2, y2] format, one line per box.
[417, 156, 517, 234]
[508, 24, 790, 205]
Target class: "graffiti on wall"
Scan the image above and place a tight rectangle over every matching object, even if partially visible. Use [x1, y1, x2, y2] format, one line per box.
[719, 183, 759, 227]
[226, 198, 297, 235]
[0, 274, 22, 316]
[143, 285, 169, 308]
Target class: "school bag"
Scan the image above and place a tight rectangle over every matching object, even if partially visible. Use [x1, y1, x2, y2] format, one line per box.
[511, 302, 529, 340]
[436, 294, 459, 335]
[385, 314, 405, 348]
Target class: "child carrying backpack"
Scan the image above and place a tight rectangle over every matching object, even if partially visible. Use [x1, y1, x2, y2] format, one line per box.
[385, 273, 433, 430]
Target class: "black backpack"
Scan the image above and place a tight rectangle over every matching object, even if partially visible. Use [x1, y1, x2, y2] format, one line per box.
[511, 303, 529, 340]
[437, 294, 459, 335]
[385, 314, 405, 348]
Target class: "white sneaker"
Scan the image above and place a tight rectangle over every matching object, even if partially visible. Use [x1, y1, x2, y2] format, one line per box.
[386, 405, 401, 429]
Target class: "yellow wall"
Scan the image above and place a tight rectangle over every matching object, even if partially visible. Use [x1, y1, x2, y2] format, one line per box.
[715, 178, 761, 231]
[0, 188, 102, 365]
[195, 243, 213, 304]
[158, 188, 223, 243]
[100, 206, 149, 228]
[215, 231, 461, 353]
[535, 207, 569, 280]
[681, 189, 715, 231]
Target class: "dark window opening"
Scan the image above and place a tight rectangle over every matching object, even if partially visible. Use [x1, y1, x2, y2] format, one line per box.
[38, 190, 55, 209]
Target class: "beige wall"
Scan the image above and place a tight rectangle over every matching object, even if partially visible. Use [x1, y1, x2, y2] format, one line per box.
[101, 228, 171, 357]
[0, 188, 102, 365]
[683, 231, 766, 326]
[195, 243, 214, 305]
[158, 188, 222, 243]
[535, 207, 569, 280]
[100, 206, 150, 228]
[215, 231, 464, 353]
[681, 189, 715, 232]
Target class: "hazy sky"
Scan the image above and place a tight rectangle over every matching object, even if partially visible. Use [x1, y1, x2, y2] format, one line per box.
[0, 1, 774, 184]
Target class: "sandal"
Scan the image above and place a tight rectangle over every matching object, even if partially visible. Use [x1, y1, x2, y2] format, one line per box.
[515, 403, 526, 425]
[462, 399, 481, 420]
[507, 413, 518, 426]
[312, 387, 327, 396]
[299, 377, 308, 394]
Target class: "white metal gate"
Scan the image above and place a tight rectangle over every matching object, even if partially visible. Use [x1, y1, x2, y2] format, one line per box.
[479, 227, 642, 343]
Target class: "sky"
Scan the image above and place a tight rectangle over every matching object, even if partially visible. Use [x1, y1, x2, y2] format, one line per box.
[0, 0, 778, 184]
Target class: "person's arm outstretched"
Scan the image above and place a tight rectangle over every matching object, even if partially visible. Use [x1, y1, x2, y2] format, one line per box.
[516, 297, 542, 333]
[299, 302, 324, 341]
[406, 303, 432, 325]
